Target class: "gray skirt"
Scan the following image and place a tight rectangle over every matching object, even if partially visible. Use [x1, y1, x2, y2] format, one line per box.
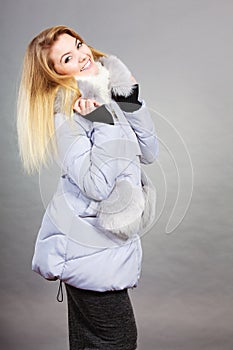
[65, 283, 137, 350]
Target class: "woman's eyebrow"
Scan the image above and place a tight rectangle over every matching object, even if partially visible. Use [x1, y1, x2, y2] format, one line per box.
[60, 38, 78, 63]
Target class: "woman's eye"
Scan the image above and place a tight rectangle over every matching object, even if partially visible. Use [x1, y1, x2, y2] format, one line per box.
[64, 56, 72, 64]
[77, 41, 82, 49]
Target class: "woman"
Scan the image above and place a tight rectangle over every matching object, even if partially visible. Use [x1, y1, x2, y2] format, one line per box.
[17, 25, 158, 350]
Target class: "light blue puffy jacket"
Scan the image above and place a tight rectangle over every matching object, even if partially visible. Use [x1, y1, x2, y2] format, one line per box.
[32, 56, 158, 291]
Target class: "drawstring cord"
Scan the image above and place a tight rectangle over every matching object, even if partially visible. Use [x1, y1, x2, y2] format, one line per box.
[56, 280, 64, 302]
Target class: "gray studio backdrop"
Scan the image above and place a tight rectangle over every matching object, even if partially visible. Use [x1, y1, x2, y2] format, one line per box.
[1, 1, 233, 349]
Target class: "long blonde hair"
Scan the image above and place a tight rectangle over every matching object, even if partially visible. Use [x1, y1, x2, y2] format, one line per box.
[17, 25, 106, 174]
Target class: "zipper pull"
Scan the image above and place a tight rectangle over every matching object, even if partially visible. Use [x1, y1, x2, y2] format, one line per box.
[109, 104, 118, 121]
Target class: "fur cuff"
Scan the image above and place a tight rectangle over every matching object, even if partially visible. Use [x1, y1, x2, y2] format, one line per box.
[97, 172, 156, 240]
[98, 180, 145, 240]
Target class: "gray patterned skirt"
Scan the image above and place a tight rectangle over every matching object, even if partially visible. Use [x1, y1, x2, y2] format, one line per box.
[65, 283, 137, 350]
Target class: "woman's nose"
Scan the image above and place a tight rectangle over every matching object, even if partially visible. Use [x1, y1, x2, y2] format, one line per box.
[78, 53, 86, 62]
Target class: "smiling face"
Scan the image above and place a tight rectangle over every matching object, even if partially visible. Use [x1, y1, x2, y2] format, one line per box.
[49, 33, 99, 77]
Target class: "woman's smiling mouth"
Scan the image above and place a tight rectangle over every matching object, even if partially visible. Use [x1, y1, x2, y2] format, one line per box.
[80, 59, 91, 71]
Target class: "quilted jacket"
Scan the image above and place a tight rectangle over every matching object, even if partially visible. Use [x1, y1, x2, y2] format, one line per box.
[32, 55, 158, 291]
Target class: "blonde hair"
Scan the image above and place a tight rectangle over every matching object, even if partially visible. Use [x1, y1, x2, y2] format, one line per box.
[17, 25, 106, 174]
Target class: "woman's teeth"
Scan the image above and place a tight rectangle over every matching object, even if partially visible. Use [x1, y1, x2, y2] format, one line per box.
[81, 59, 91, 71]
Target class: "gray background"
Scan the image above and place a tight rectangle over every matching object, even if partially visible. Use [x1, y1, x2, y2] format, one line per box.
[1, 0, 233, 349]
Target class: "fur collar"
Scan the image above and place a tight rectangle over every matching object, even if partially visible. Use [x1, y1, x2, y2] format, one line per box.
[99, 55, 134, 98]
[76, 61, 111, 104]
[54, 55, 134, 113]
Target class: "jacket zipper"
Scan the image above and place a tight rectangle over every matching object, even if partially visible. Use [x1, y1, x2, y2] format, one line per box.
[109, 104, 118, 121]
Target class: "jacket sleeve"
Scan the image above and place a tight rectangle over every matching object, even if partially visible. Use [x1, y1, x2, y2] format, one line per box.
[112, 84, 158, 164]
[120, 100, 159, 164]
[54, 110, 140, 201]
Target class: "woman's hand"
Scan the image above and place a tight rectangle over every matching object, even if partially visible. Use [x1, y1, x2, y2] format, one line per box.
[74, 98, 101, 116]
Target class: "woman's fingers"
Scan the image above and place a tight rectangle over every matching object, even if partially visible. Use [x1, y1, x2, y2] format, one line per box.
[94, 101, 101, 107]
[73, 98, 81, 113]
[79, 98, 87, 112]
[84, 99, 95, 114]
[73, 98, 101, 115]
